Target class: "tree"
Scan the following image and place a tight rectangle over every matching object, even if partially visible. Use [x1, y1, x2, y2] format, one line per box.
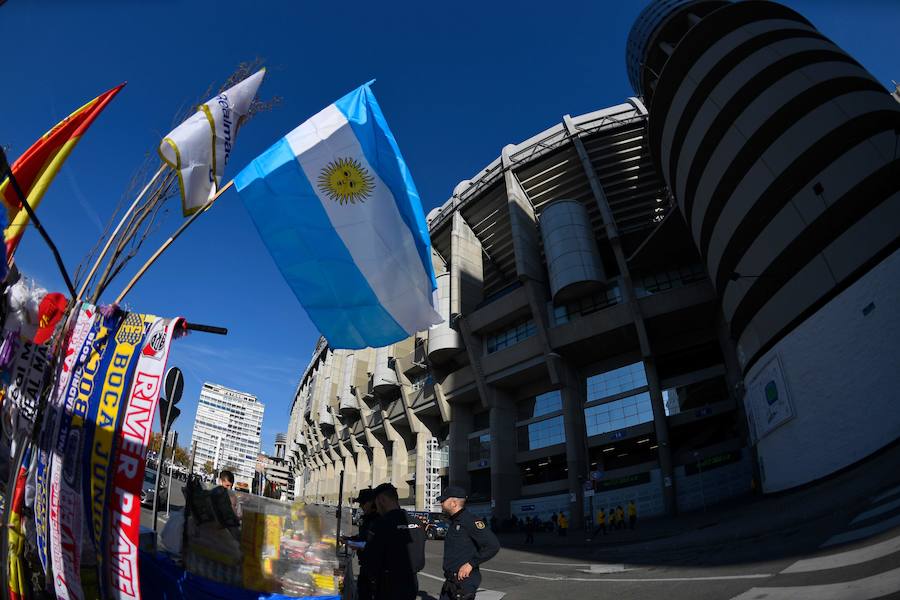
[202, 461, 214, 476]
[173, 445, 190, 467]
[147, 432, 163, 454]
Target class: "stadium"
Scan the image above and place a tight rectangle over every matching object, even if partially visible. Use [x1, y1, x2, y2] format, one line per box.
[286, 0, 900, 528]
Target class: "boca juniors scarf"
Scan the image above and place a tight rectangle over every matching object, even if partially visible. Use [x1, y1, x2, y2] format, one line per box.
[81, 312, 150, 592]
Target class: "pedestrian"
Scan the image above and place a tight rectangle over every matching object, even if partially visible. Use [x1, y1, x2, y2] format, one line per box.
[344, 488, 379, 600]
[365, 483, 425, 600]
[615, 505, 625, 530]
[587, 507, 606, 540]
[524, 517, 535, 545]
[438, 485, 500, 600]
[558, 512, 568, 537]
[550, 512, 558, 533]
[628, 500, 637, 530]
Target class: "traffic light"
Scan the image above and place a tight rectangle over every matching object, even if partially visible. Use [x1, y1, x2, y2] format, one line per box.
[159, 366, 184, 434]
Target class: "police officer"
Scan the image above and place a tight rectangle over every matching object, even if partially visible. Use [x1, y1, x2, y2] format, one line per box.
[345, 488, 378, 600]
[438, 486, 500, 600]
[365, 483, 424, 600]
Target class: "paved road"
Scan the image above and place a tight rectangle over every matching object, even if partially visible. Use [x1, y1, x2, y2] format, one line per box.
[407, 484, 900, 599]
[139, 475, 186, 533]
[141, 482, 900, 598]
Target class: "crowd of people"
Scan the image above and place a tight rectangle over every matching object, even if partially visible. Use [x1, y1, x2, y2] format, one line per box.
[346, 483, 500, 600]
[587, 500, 638, 541]
[481, 499, 639, 545]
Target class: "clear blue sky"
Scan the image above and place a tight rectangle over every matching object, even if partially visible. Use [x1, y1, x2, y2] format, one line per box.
[2, 0, 898, 454]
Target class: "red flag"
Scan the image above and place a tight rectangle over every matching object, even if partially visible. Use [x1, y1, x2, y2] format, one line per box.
[0, 84, 125, 257]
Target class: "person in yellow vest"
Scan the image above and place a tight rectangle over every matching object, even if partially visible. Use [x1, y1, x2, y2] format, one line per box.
[615, 505, 625, 530]
[557, 512, 568, 537]
[587, 508, 606, 540]
[628, 500, 637, 530]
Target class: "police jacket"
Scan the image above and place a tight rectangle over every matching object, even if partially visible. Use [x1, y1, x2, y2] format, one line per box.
[352, 511, 379, 569]
[366, 508, 420, 600]
[442, 508, 500, 573]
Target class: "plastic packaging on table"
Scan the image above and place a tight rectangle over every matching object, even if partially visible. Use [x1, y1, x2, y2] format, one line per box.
[183, 490, 345, 597]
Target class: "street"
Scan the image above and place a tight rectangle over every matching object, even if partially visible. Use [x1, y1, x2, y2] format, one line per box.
[140, 478, 900, 599]
[410, 483, 900, 600]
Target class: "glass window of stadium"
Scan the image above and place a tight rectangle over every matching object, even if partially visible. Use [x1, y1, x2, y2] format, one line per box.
[468, 434, 491, 462]
[517, 390, 563, 420]
[517, 415, 566, 451]
[585, 392, 654, 436]
[516, 390, 566, 451]
[519, 453, 568, 486]
[586, 362, 648, 401]
[590, 435, 658, 471]
[486, 318, 536, 353]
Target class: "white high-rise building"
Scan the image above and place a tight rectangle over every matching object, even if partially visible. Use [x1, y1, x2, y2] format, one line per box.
[190, 382, 264, 488]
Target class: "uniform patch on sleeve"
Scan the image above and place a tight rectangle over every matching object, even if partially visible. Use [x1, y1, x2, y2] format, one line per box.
[475, 520, 486, 529]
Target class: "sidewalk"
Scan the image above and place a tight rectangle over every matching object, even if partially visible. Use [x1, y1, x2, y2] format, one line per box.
[497, 440, 900, 553]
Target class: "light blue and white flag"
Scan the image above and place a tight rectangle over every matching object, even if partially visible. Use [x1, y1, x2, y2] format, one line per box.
[235, 83, 442, 349]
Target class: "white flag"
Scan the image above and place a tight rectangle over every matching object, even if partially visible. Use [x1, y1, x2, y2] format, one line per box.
[159, 68, 265, 216]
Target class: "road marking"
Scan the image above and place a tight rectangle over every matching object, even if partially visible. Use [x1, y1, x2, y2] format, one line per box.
[783, 533, 900, 573]
[872, 484, 900, 503]
[851, 496, 900, 524]
[520, 561, 592, 567]
[579, 564, 633, 574]
[728, 566, 900, 600]
[822, 513, 900, 547]
[419, 572, 445, 582]
[479, 567, 771, 582]
[519, 561, 633, 573]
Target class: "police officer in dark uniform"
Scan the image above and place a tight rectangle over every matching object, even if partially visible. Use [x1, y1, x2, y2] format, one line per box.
[345, 488, 378, 600]
[365, 483, 424, 600]
[438, 486, 500, 600]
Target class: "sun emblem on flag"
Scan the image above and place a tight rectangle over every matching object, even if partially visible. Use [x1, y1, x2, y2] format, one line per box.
[317, 157, 375, 204]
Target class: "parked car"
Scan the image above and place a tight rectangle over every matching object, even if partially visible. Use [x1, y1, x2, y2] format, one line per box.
[141, 468, 168, 508]
[408, 511, 448, 540]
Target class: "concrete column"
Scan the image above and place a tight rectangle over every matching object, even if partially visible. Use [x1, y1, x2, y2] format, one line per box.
[558, 364, 589, 529]
[371, 443, 389, 488]
[564, 115, 677, 516]
[489, 392, 519, 520]
[449, 401, 473, 491]
[342, 454, 356, 505]
[644, 358, 676, 515]
[393, 361, 434, 511]
[351, 437, 372, 492]
[450, 211, 485, 315]
[414, 429, 432, 511]
[328, 446, 344, 505]
[382, 415, 410, 499]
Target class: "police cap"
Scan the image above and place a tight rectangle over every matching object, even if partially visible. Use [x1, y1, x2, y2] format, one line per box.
[353, 488, 375, 504]
[436, 485, 467, 502]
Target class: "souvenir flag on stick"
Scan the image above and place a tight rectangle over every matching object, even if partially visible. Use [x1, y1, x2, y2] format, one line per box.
[159, 68, 265, 216]
[0, 84, 125, 257]
[235, 82, 442, 349]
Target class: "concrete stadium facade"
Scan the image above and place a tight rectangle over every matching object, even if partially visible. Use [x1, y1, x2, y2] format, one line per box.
[287, 97, 752, 526]
[286, 0, 899, 525]
[628, 0, 900, 493]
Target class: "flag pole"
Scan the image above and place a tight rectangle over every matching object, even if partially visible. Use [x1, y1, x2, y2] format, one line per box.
[0, 148, 76, 298]
[114, 179, 234, 304]
[76, 164, 168, 302]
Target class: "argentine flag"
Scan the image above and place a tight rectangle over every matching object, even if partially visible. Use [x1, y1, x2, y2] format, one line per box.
[235, 83, 442, 349]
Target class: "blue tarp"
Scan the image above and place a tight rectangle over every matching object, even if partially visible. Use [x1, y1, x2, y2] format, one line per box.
[138, 551, 341, 600]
